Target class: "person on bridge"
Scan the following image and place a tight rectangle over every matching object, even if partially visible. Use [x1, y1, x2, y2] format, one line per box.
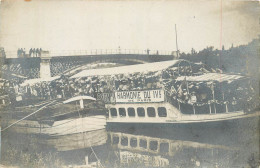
[17, 49, 20, 58]
[39, 48, 42, 57]
[17, 48, 23, 58]
[29, 48, 33, 57]
[23, 48, 26, 57]
[32, 48, 36, 57]
[147, 48, 150, 55]
[36, 48, 39, 57]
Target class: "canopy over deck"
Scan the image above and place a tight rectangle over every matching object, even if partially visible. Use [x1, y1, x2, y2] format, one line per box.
[63, 96, 96, 104]
[71, 60, 184, 78]
[176, 73, 246, 83]
[21, 76, 60, 86]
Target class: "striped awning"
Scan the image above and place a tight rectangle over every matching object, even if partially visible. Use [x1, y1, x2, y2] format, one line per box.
[71, 59, 185, 78]
[176, 73, 246, 83]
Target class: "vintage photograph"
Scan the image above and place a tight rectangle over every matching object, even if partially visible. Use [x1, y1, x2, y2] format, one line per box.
[0, 0, 259, 167]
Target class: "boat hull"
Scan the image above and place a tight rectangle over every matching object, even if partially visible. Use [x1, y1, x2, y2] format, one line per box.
[3, 115, 106, 136]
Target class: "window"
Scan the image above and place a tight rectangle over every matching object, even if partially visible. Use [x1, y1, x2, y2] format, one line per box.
[149, 141, 158, 151]
[130, 138, 137, 148]
[121, 136, 128, 146]
[128, 108, 135, 117]
[140, 139, 147, 149]
[110, 108, 117, 117]
[158, 107, 167, 117]
[113, 136, 119, 144]
[160, 143, 169, 153]
[137, 107, 145, 117]
[119, 108, 126, 117]
[147, 107, 156, 117]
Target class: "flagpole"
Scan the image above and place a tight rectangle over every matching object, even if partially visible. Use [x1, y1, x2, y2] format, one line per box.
[175, 24, 179, 58]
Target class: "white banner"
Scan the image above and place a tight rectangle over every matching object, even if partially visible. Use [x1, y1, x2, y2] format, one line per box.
[115, 89, 164, 103]
[97, 92, 115, 103]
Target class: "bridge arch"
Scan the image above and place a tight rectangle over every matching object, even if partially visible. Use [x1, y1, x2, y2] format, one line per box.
[51, 58, 149, 77]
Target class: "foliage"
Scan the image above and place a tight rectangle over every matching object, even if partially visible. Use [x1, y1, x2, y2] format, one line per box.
[179, 36, 260, 78]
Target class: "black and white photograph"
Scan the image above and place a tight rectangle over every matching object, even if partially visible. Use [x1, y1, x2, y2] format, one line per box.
[0, 0, 259, 167]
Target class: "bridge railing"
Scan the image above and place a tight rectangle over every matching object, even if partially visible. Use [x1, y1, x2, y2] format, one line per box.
[50, 49, 175, 57]
[4, 49, 176, 58]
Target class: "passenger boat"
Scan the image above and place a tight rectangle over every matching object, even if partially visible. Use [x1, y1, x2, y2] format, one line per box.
[70, 59, 260, 124]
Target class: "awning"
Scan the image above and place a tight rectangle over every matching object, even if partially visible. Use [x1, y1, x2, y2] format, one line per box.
[176, 73, 246, 83]
[21, 76, 60, 86]
[0, 95, 8, 99]
[70, 60, 185, 78]
[63, 96, 96, 104]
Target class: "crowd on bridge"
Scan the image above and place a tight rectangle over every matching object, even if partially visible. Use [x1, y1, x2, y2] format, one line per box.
[17, 48, 42, 58]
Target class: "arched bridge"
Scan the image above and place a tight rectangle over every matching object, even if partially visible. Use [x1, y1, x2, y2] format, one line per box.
[1, 49, 176, 79]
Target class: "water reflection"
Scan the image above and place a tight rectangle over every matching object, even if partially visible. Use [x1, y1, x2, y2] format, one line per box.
[1, 118, 259, 168]
[107, 130, 238, 168]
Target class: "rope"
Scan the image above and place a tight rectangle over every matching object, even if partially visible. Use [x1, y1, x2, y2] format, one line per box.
[1, 100, 57, 132]
[75, 103, 105, 168]
[90, 146, 105, 168]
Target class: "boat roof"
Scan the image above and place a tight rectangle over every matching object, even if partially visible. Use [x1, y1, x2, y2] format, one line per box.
[21, 76, 60, 86]
[0, 95, 8, 99]
[71, 60, 185, 78]
[176, 73, 246, 83]
[63, 96, 96, 104]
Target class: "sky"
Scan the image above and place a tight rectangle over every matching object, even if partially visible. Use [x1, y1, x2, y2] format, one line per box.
[0, 0, 259, 58]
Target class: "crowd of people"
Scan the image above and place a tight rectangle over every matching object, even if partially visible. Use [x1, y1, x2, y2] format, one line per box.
[0, 63, 258, 112]
[17, 48, 42, 58]
[0, 68, 174, 105]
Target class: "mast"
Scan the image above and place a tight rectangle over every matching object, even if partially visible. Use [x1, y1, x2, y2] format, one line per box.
[175, 24, 179, 58]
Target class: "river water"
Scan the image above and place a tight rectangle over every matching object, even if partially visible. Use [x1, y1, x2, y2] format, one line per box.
[1, 117, 259, 168]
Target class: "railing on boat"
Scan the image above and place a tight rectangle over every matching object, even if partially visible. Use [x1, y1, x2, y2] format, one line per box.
[164, 89, 242, 115]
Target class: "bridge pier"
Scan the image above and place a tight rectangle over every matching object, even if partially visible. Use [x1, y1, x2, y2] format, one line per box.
[40, 51, 51, 78]
[0, 48, 6, 78]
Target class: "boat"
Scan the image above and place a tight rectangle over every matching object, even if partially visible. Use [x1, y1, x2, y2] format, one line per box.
[1, 96, 107, 136]
[4, 115, 105, 136]
[69, 59, 260, 124]
[46, 128, 107, 151]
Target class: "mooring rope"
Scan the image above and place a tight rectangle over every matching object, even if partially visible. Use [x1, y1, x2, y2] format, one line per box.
[1, 100, 57, 132]
[75, 103, 105, 168]
[90, 146, 105, 168]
